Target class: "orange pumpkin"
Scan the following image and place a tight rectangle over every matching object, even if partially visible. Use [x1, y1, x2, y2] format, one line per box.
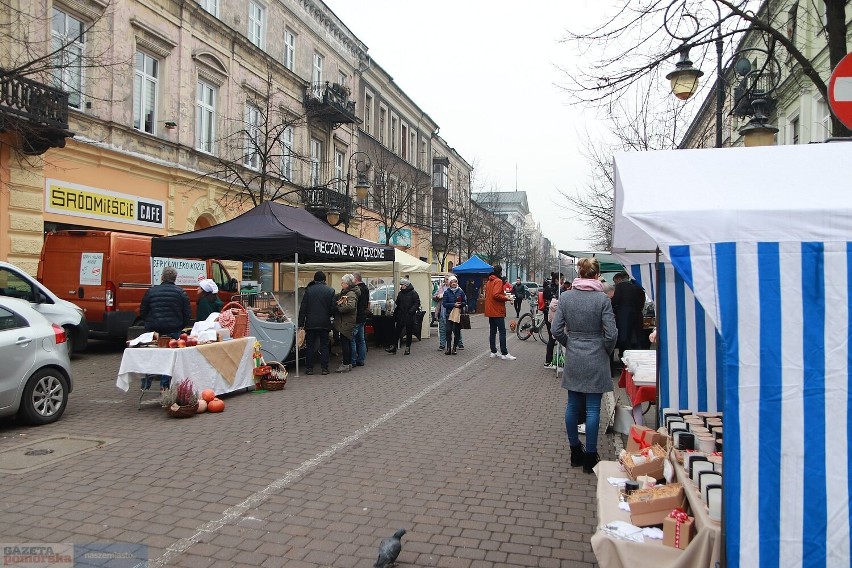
[200, 389, 216, 402]
[207, 398, 225, 413]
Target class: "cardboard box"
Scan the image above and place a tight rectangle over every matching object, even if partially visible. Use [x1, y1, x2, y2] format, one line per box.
[628, 483, 685, 527]
[623, 444, 668, 481]
[663, 510, 696, 549]
[626, 425, 670, 452]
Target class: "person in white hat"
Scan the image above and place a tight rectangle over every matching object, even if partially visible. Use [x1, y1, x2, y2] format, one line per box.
[197, 278, 223, 321]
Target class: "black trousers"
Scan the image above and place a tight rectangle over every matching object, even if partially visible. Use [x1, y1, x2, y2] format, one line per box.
[445, 321, 461, 349]
[395, 319, 413, 348]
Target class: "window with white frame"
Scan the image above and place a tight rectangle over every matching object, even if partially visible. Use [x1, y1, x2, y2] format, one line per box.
[334, 150, 345, 192]
[51, 8, 85, 109]
[401, 124, 408, 158]
[379, 106, 387, 144]
[283, 29, 295, 71]
[433, 161, 448, 189]
[789, 115, 800, 145]
[364, 93, 373, 135]
[248, 2, 265, 48]
[410, 132, 417, 163]
[244, 104, 261, 169]
[199, 0, 218, 17]
[281, 126, 294, 180]
[312, 52, 324, 88]
[133, 51, 159, 134]
[195, 80, 216, 154]
[338, 70, 347, 90]
[310, 138, 323, 186]
[814, 96, 831, 141]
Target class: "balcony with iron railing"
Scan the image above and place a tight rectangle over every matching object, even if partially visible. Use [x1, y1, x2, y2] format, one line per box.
[304, 82, 359, 127]
[0, 71, 74, 154]
[301, 185, 355, 224]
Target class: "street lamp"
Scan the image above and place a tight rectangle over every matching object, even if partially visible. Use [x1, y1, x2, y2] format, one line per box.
[663, 2, 780, 148]
[326, 151, 372, 232]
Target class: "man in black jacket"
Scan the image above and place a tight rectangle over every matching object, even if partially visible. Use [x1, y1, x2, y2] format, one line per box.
[350, 272, 370, 368]
[140, 265, 191, 390]
[298, 271, 335, 375]
[141, 265, 191, 339]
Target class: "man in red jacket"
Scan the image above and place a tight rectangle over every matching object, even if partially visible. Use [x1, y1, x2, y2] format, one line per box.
[484, 265, 516, 360]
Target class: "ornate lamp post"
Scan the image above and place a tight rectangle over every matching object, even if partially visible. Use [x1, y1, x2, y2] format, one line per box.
[326, 151, 372, 232]
[663, 1, 780, 147]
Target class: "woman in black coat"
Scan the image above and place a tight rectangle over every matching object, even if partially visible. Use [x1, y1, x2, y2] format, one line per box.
[386, 278, 420, 355]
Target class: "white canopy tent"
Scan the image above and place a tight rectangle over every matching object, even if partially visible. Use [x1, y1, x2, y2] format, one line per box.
[279, 247, 432, 338]
[613, 142, 852, 568]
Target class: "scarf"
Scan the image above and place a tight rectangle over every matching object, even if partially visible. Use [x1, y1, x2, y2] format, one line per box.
[571, 277, 604, 292]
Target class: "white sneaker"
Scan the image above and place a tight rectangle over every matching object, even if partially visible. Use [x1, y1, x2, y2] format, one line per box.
[501, 353, 517, 360]
[490, 352, 499, 358]
[577, 423, 586, 434]
[543, 362, 555, 369]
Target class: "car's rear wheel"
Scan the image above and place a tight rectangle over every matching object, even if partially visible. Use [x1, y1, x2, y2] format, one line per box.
[18, 368, 69, 425]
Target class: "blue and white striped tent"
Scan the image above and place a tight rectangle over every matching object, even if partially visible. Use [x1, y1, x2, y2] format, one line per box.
[613, 142, 852, 568]
[611, 254, 725, 414]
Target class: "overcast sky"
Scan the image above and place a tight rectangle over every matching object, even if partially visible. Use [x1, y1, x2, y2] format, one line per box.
[323, 0, 603, 252]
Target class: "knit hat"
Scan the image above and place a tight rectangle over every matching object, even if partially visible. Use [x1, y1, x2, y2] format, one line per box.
[448, 275, 458, 283]
[400, 278, 411, 287]
[314, 271, 326, 282]
[199, 278, 218, 294]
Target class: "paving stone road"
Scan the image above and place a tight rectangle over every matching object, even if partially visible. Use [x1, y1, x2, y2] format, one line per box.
[0, 309, 623, 567]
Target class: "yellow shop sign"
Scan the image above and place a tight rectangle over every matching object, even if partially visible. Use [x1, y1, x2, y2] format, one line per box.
[45, 179, 165, 228]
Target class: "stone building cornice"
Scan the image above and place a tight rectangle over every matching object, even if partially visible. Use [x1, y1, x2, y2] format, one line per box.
[298, 0, 369, 63]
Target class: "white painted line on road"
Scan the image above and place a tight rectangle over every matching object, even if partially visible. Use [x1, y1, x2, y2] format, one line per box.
[147, 351, 489, 567]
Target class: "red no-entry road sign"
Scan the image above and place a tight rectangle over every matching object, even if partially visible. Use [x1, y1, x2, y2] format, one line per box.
[829, 52, 852, 129]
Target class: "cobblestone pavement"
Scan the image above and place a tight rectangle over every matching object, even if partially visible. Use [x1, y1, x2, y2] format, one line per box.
[0, 309, 621, 567]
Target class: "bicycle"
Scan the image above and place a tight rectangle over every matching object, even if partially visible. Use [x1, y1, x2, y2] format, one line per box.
[516, 305, 547, 342]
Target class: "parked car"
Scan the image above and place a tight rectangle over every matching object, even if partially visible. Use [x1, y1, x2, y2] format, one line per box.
[0, 261, 87, 355]
[523, 281, 539, 298]
[0, 297, 73, 425]
[369, 284, 396, 314]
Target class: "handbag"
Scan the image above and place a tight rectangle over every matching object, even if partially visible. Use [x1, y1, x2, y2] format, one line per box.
[460, 313, 471, 329]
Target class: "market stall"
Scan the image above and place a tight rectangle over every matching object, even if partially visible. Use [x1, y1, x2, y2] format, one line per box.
[278, 247, 431, 339]
[452, 255, 493, 312]
[151, 202, 396, 376]
[116, 337, 256, 402]
[611, 142, 852, 568]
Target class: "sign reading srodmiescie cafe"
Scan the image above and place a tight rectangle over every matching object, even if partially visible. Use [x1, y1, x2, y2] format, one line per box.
[45, 179, 165, 229]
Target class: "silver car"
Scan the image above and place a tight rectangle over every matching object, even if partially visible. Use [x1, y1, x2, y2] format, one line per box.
[0, 297, 73, 425]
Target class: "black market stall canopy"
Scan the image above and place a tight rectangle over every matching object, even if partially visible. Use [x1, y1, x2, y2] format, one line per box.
[151, 201, 395, 263]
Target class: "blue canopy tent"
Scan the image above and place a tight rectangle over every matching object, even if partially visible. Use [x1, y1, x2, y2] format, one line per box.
[613, 142, 852, 568]
[452, 255, 494, 312]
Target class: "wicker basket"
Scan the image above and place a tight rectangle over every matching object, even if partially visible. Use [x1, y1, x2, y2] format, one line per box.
[261, 361, 288, 391]
[165, 402, 199, 418]
[220, 301, 249, 338]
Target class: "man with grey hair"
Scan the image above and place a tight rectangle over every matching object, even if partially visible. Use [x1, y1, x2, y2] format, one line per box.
[140, 265, 192, 390]
[140, 266, 191, 339]
[350, 272, 369, 368]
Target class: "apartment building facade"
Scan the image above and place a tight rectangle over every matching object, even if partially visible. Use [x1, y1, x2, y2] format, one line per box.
[679, 0, 842, 149]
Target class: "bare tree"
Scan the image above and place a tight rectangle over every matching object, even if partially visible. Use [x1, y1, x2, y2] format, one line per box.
[1, 0, 123, 154]
[360, 145, 431, 246]
[562, 0, 850, 137]
[199, 68, 310, 208]
[558, 78, 693, 248]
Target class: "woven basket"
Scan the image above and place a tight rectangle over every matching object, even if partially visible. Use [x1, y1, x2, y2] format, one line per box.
[165, 402, 199, 418]
[220, 301, 249, 338]
[261, 361, 287, 391]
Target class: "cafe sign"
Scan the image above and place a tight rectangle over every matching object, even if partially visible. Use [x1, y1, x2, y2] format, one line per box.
[45, 179, 165, 229]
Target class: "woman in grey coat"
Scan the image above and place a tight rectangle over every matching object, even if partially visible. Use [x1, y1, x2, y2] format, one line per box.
[551, 257, 617, 473]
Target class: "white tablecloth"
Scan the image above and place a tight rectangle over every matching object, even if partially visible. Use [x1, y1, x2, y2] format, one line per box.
[116, 337, 256, 396]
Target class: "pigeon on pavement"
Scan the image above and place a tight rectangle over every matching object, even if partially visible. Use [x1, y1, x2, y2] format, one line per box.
[374, 528, 406, 568]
